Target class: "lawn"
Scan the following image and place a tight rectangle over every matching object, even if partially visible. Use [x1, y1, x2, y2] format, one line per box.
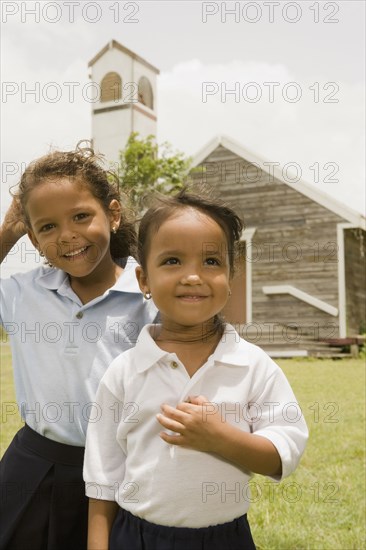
[249, 358, 366, 550]
[0, 341, 23, 456]
[1, 340, 365, 549]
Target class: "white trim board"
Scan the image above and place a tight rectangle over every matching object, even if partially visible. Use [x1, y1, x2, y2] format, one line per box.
[337, 222, 358, 338]
[192, 135, 366, 230]
[266, 350, 309, 358]
[262, 285, 339, 317]
[240, 227, 256, 323]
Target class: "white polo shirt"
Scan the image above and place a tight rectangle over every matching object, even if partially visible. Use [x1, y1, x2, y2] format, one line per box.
[84, 324, 308, 528]
[0, 257, 158, 446]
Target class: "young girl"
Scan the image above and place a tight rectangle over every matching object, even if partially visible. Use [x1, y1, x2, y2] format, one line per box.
[84, 190, 309, 550]
[0, 143, 157, 550]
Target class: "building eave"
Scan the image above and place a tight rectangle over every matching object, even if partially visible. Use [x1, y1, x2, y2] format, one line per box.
[192, 135, 366, 230]
[88, 39, 160, 74]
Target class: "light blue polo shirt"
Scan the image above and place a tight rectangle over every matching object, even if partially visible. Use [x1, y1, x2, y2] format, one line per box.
[0, 257, 158, 446]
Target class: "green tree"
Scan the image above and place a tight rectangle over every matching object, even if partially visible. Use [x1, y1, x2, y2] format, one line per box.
[116, 132, 193, 210]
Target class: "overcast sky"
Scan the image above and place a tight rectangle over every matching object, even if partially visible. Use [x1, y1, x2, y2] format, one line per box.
[1, 0, 365, 275]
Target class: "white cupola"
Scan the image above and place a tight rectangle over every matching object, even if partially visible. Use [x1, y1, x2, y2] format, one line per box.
[88, 39, 159, 164]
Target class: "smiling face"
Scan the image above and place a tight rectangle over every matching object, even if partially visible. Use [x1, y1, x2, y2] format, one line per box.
[26, 177, 120, 282]
[136, 208, 232, 334]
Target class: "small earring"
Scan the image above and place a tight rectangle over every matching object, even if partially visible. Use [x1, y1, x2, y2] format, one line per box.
[111, 226, 117, 234]
[39, 250, 44, 257]
[228, 289, 232, 296]
[144, 291, 152, 300]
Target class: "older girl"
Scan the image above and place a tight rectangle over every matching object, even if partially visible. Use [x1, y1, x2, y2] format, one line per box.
[0, 143, 157, 550]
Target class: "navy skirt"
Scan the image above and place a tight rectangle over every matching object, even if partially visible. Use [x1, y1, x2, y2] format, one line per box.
[0, 424, 88, 550]
[110, 508, 256, 550]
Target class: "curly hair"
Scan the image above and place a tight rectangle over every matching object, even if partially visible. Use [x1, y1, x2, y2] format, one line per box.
[15, 141, 136, 260]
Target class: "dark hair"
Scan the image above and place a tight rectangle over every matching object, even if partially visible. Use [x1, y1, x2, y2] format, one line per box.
[137, 189, 244, 274]
[15, 141, 136, 259]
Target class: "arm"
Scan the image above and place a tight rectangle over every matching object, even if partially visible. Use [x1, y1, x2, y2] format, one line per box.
[212, 417, 282, 476]
[0, 198, 27, 263]
[84, 370, 127, 548]
[88, 499, 118, 550]
[157, 396, 281, 477]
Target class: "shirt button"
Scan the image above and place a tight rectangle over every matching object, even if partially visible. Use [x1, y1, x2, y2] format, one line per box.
[170, 361, 179, 369]
[76, 311, 84, 319]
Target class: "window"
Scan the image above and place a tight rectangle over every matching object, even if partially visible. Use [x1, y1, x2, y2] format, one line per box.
[138, 76, 153, 109]
[100, 72, 122, 102]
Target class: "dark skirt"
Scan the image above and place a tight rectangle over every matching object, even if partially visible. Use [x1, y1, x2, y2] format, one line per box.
[0, 424, 88, 550]
[110, 508, 256, 550]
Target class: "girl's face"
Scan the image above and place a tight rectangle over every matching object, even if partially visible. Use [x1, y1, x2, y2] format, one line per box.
[26, 177, 120, 281]
[136, 208, 232, 331]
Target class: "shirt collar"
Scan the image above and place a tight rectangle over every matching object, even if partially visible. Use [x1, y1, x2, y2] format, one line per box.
[35, 256, 142, 295]
[134, 323, 249, 374]
[211, 324, 250, 366]
[35, 266, 69, 290]
[110, 257, 141, 294]
[134, 325, 171, 373]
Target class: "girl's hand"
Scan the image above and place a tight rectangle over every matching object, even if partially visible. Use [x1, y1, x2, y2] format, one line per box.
[2, 198, 27, 240]
[156, 395, 224, 453]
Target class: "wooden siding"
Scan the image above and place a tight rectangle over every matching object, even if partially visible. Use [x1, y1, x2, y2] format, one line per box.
[344, 228, 366, 334]
[190, 145, 347, 349]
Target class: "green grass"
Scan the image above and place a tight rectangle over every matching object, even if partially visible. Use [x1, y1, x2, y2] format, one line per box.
[0, 341, 23, 455]
[249, 359, 366, 550]
[1, 341, 365, 549]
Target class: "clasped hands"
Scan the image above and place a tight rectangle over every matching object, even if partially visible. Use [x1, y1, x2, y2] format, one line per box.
[156, 395, 224, 453]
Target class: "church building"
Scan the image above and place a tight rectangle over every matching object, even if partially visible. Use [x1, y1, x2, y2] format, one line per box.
[89, 40, 366, 356]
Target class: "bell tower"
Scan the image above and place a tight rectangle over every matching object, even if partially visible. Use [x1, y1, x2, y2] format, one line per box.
[88, 40, 159, 164]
